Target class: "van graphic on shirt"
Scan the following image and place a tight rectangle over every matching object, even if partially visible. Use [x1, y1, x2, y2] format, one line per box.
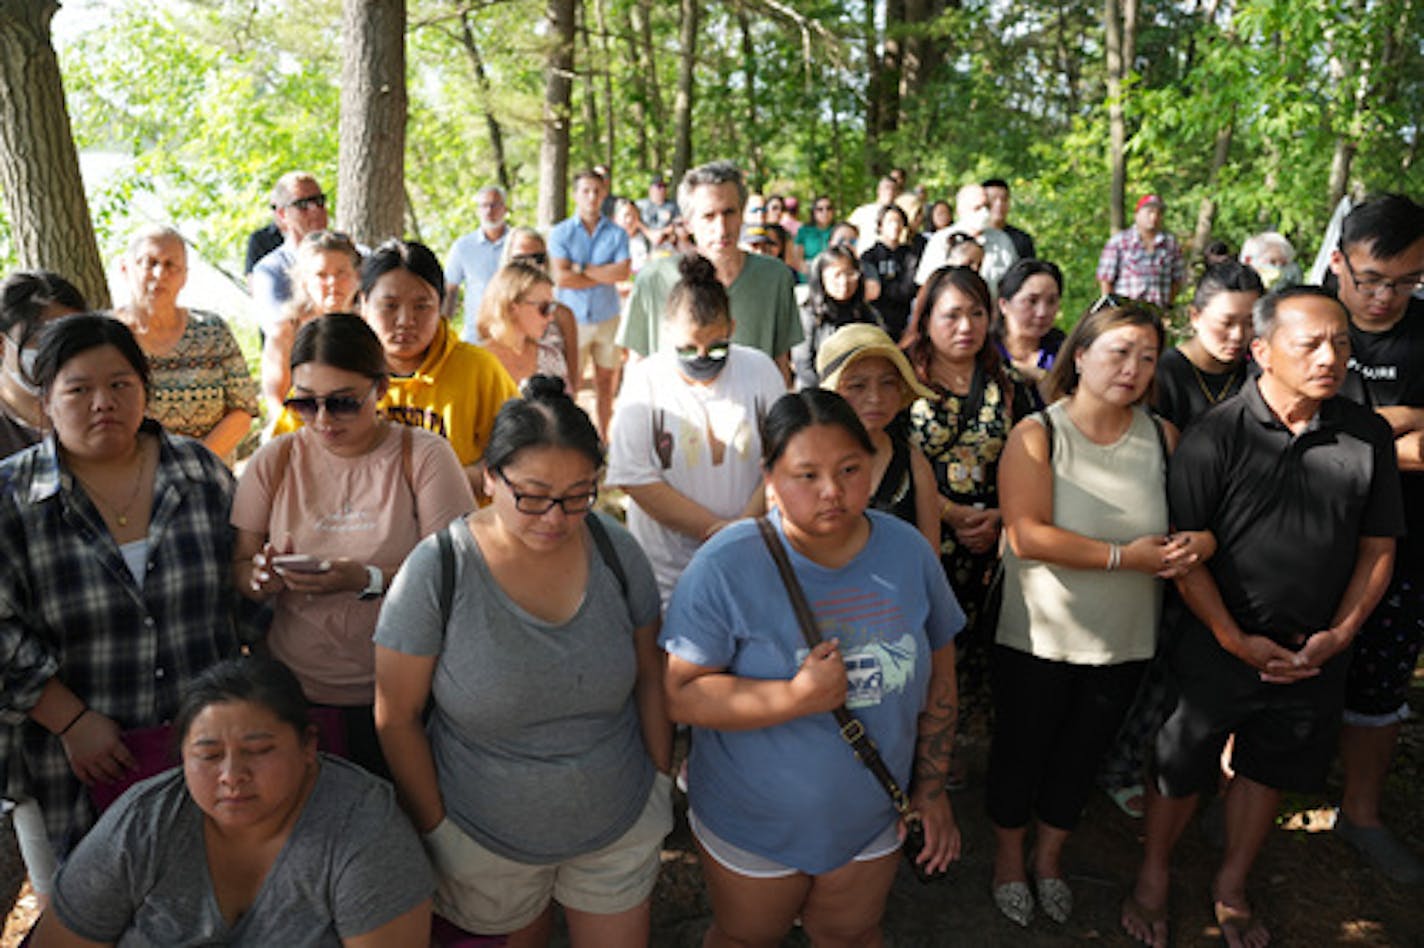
[795, 633, 919, 710]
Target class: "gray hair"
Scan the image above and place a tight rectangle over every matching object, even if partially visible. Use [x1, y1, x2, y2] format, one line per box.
[476, 185, 507, 205]
[1240, 231, 1295, 265]
[1252, 285, 1346, 341]
[678, 161, 747, 219]
[270, 171, 321, 209]
[126, 224, 187, 260]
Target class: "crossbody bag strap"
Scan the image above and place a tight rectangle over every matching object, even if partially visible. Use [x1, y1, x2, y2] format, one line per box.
[754, 517, 914, 818]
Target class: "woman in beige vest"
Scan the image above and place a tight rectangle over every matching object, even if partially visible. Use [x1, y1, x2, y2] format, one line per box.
[987, 299, 1215, 927]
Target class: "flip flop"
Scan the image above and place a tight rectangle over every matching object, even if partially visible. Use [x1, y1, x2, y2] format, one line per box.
[1121, 892, 1168, 947]
[1036, 876, 1072, 923]
[1213, 900, 1268, 948]
[993, 880, 1034, 927]
[1107, 784, 1146, 818]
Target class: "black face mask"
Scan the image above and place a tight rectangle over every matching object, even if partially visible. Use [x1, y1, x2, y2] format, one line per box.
[676, 341, 731, 381]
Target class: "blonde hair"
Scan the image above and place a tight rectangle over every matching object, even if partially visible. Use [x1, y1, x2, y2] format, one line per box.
[281, 230, 362, 327]
[476, 261, 553, 342]
[499, 226, 546, 267]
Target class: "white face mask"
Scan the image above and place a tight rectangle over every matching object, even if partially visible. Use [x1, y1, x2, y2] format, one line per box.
[4, 346, 40, 398]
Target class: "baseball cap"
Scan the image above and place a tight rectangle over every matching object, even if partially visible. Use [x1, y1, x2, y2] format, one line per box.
[1136, 194, 1163, 212]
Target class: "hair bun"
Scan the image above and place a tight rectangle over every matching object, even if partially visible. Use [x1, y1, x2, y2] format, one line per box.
[677, 252, 719, 287]
[521, 373, 568, 401]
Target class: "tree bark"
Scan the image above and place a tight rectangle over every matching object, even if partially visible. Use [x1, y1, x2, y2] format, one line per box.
[880, 0, 904, 139]
[737, 6, 761, 186]
[632, 0, 665, 172]
[863, 0, 881, 177]
[0, 1, 109, 307]
[538, 0, 576, 228]
[339, 0, 407, 247]
[671, 0, 697, 181]
[1192, 117, 1233, 252]
[457, 12, 511, 193]
[579, 2, 599, 165]
[593, 0, 616, 175]
[1104, 0, 1127, 231]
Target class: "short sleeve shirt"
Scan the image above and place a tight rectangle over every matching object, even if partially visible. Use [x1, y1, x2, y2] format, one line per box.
[1169, 380, 1403, 647]
[1095, 227, 1187, 306]
[142, 309, 258, 444]
[618, 253, 803, 359]
[660, 511, 963, 874]
[51, 757, 432, 947]
[548, 216, 630, 325]
[445, 228, 510, 339]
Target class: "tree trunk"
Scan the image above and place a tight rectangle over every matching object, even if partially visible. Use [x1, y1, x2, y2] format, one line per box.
[737, 7, 761, 186]
[1104, 0, 1126, 231]
[0, 1, 109, 307]
[632, 0, 665, 172]
[863, 0, 880, 177]
[594, 0, 616, 175]
[538, 0, 577, 228]
[1327, 137, 1357, 211]
[339, 0, 407, 247]
[1192, 117, 1233, 252]
[671, 0, 697, 181]
[621, 5, 650, 173]
[880, 0, 904, 138]
[457, 12, 511, 193]
[899, 0, 927, 122]
[578, 2, 599, 166]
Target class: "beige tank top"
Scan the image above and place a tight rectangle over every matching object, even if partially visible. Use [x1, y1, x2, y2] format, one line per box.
[996, 400, 1168, 664]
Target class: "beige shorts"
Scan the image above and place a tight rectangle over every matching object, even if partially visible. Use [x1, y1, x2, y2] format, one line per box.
[422, 772, 673, 934]
[576, 317, 623, 370]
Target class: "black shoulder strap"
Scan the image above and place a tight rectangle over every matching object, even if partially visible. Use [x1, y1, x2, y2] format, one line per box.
[1036, 407, 1056, 463]
[585, 514, 631, 617]
[1148, 410, 1169, 479]
[437, 523, 455, 630]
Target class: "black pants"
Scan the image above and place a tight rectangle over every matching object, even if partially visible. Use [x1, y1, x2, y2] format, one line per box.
[310, 702, 391, 780]
[986, 645, 1146, 831]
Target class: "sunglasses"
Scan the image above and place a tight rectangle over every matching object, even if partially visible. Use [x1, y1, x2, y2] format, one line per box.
[520, 298, 560, 316]
[283, 384, 376, 418]
[1088, 293, 1162, 318]
[512, 252, 549, 268]
[286, 194, 328, 212]
[674, 340, 731, 360]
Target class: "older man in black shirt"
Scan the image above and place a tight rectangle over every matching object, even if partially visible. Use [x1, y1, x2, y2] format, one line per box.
[1122, 287, 1401, 948]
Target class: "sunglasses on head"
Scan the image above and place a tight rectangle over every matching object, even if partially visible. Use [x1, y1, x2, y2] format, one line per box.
[283, 385, 375, 418]
[513, 252, 549, 267]
[286, 194, 328, 212]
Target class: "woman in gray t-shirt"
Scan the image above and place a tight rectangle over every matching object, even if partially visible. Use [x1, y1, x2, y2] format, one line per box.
[36, 656, 433, 947]
[375, 375, 672, 944]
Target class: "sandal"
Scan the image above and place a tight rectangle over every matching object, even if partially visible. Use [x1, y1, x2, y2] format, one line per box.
[1334, 812, 1424, 884]
[1107, 784, 1146, 819]
[992, 880, 1034, 927]
[1035, 877, 1072, 923]
[1213, 900, 1268, 947]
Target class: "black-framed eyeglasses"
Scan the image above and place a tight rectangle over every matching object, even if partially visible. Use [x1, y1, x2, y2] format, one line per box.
[495, 468, 598, 515]
[284, 384, 376, 418]
[674, 339, 731, 361]
[513, 252, 549, 268]
[519, 298, 560, 317]
[286, 193, 328, 212]
[1337, 245, 1424, 299]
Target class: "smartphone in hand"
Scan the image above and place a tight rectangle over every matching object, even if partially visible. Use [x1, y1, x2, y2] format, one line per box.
[271, 554, 332, 574]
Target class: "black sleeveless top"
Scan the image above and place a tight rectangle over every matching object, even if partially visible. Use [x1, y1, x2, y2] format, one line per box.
[870, 422, 918, 528]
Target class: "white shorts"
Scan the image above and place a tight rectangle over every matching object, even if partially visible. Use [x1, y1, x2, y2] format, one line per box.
[423, 772, 673, 933]
[688, 808, 901, 879]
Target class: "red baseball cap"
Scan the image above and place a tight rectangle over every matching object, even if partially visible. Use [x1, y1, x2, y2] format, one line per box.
[1136, 194, 1163, 212]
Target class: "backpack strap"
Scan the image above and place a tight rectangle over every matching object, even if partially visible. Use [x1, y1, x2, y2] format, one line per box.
[1035, 407, 1056, 463]
[585, 513, 630, 607]
[270, 434, 295, 494]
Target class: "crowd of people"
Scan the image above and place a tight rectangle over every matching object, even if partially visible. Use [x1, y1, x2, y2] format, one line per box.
[0, 157, 1420, 948]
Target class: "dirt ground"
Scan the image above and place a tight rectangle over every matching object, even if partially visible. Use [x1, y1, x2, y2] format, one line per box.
[5, 689, 1423, 947]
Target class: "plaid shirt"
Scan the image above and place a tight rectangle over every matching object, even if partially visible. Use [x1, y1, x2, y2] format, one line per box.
[1096, 227, 1187, 306]
[0, 421, 256, 853]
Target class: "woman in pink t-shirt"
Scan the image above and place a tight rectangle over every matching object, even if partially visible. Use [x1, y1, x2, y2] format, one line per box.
[232, 314, 475, 775]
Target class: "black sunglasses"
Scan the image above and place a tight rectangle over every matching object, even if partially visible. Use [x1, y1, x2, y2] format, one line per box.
[284, 385, 375, 418]
[286, 194, 328, 212]
[520, 298, 560, 316]
[1088, 293, 1162, 318]
[513, 252, 549, 268]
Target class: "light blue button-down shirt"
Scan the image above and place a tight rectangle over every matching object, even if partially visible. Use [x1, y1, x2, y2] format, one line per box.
[548, 215, 629, 325]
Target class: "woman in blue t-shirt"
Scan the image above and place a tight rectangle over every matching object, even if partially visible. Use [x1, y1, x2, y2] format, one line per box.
[662, 389, 964, 947]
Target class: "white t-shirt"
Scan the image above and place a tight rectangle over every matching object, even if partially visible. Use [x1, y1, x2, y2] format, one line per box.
[606, 345, 786, 606]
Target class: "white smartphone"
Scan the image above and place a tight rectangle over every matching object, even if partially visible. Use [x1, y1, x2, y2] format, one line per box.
[271, 554, 332, 574]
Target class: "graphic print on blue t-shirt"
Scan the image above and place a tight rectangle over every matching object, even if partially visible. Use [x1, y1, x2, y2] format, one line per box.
[794, 587, 921, 709]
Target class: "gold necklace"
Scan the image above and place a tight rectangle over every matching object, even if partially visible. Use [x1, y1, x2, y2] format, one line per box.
[75, 442, 149, 527]
[1189, 360, 1239, 405]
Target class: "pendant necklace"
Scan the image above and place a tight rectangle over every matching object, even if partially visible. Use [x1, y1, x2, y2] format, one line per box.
[77, 443, 149, 527]
[1190, 361, 1239, 405]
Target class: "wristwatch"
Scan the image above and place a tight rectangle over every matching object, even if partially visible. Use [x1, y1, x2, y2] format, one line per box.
[358, 565, 385, 600]
[573, 261, 586, 276]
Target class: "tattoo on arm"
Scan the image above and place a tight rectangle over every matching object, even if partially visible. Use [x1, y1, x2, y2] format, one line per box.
[912, 688, 958, 799]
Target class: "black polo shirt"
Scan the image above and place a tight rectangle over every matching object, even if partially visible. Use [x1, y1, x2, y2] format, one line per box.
[1169, 379, 1403, 648]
